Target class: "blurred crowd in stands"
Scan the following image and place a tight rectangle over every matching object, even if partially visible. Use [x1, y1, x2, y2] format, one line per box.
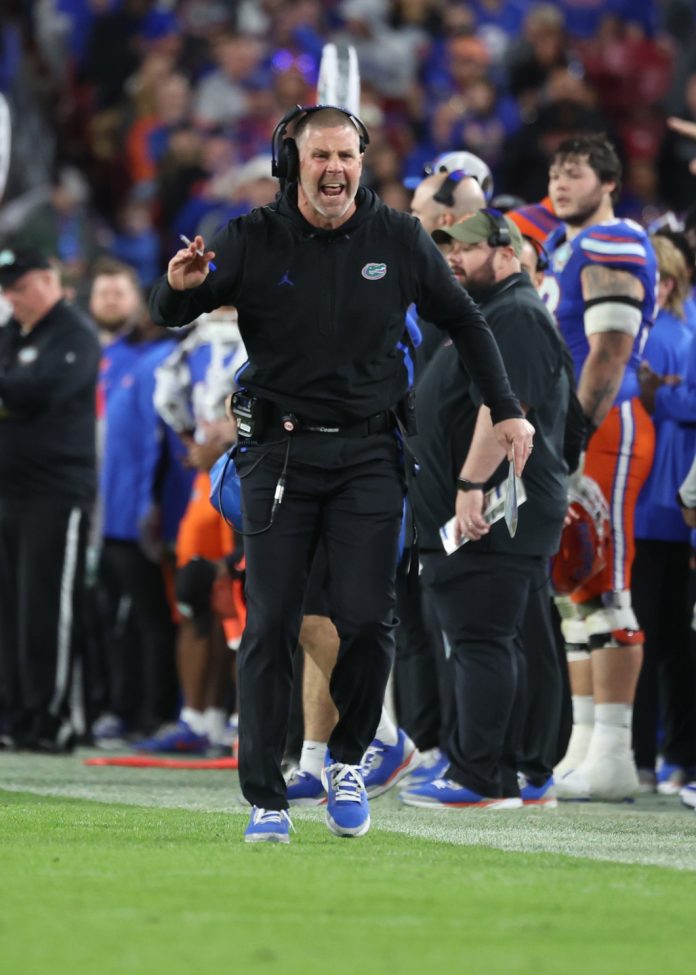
[2, 0, 696, 296]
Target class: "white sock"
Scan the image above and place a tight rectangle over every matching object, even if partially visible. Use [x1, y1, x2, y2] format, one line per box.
[595, 702, 632, 729]
[572, 695, 595, 727]
[181, 707, 207, 736]
[375, 708, 399, 746]
[300, 740, 327, 778]
[204, 707, 228, 744]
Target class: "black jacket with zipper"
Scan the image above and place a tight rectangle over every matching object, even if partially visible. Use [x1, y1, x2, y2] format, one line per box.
[149, 186, 521, 425]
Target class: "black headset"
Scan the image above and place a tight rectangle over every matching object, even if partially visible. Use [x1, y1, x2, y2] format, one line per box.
[270, 104, 370, 188]
[529, 237, 550, 272]
[432, 169, 467, 208]
[481, 207, 512, 248]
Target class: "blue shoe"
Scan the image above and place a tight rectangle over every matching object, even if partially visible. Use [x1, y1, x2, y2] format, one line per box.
[133, 720, 209, 755]
[518, 774, 558, 808]
[656, 760, 691, 796]
[321, 754, 370, 837]
[361, 729, 422, 798]
[400, 777, 523, 810]
[680, 781, 696, 811]
[286, 768, 327, 806]
[401, 747, 450, 788]
[91, 713, 128, 750]
[244, 806, 293, 843]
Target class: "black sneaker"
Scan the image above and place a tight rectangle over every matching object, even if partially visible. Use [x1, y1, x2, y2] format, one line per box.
[29, 722, 77, 755]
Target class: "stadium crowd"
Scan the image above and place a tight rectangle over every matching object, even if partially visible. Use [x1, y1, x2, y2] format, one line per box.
[1, 0, 696, 827]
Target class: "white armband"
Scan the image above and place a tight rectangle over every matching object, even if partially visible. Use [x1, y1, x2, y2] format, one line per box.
[584, 297, 643, 338]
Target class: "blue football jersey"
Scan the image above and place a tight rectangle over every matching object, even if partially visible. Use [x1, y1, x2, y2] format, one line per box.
[541, 219, 658, 405]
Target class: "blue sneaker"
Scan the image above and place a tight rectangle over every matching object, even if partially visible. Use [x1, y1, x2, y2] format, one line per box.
[133, 720, 209, 755]
[286, 768, 327, 806]
[244, 806, 293, 843]
[656, 760, 692, 796]
[91, 713, 128, 750]
[361, 729, 423, 798]
[401, 747, 449, 788]
[680, 781, 696, 810]
[321, 754, 370, 837]
[400, 777, 523, 810]
[518, 773, 558, 808]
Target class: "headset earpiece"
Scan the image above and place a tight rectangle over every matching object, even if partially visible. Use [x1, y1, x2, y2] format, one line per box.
[482, 207, 512, 248]
[276, 137, 299, 183]
[533, 239, 550, 272]
[271, 105, 305, 179]
[433, 170, 465, 208]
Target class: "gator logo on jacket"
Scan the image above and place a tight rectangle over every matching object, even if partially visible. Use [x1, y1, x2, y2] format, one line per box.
[361, 263, 387, 280]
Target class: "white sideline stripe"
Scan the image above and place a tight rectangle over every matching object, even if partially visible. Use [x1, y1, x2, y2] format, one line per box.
[50, 508, 82, 716]
[611, 402, 634, 591]
[580, 238, 646, 258]
[2, 778, 695, 873]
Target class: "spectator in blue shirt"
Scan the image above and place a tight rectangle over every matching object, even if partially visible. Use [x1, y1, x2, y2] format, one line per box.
[633, 234, 696, 793]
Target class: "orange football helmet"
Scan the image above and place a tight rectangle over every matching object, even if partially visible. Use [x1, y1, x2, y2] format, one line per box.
[551, 476, 610, 596]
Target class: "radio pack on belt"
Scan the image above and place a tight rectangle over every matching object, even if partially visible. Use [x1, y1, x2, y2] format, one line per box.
[230, 390, 269, 439]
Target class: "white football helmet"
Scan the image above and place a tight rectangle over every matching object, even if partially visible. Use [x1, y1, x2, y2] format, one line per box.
[404, 150, 494, 200]
[429, 151, 494, 201]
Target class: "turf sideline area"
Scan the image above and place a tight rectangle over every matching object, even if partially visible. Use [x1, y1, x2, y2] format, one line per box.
[1, 749, 695, 871]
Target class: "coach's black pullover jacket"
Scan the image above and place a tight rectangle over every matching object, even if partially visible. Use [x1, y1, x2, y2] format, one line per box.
[0, 300, 100, 503]
[149, 186, 521, 425]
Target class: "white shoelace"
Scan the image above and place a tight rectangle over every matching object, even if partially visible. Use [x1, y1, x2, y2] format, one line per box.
[361, 744, 385, 777]
[325, 763, 366, 804]
[252, 807, 295, 830]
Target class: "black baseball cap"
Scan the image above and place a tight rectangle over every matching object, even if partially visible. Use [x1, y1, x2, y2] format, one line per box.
[0, 246, 52, 287]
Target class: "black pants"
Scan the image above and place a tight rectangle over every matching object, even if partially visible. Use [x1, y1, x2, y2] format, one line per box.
[236, 433, 404, 809]
[0, 497, 89, 743]
[97, 539, 179, 733]
[421, 547, 547, 797]
[517, 571, 564, 782]
[393, 563, 453, 753]
[632, 538, 696, 768]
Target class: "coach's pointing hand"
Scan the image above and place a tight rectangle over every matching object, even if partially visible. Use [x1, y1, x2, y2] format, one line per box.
[167, 235, 216, 291]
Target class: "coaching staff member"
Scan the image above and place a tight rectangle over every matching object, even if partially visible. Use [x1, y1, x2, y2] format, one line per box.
[149, 106, 534, 843]
[401, 211, 569, 810]
[0, 247, 100, 752]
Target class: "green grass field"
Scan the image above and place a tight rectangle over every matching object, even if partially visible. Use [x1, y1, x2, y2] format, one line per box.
[1, 751, 695, 975]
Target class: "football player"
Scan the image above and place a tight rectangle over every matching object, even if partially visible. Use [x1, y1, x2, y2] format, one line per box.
[544, 135, 657, 800]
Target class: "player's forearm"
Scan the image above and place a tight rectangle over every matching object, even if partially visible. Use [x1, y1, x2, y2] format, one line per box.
[577, 349, 627, 428]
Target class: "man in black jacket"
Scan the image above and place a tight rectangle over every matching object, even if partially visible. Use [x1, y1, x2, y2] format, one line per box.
[0, 246, 100, 752]
[149, 106, 534, 843]
[400, 211, 570, 809]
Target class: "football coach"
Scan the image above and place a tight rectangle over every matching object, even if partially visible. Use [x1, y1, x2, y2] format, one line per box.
[149, 105, 534, 843]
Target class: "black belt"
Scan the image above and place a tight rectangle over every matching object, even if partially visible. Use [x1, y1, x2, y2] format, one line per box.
[267, 405, 393, 438]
